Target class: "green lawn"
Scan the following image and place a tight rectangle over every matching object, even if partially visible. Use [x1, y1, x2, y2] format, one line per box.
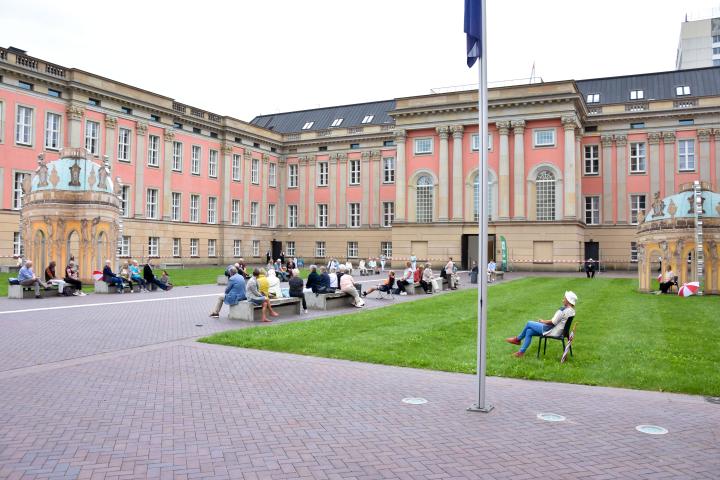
[200, 277, 720, 396]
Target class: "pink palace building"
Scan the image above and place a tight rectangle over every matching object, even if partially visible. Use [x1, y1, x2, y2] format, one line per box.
[1, 46, 719, 271]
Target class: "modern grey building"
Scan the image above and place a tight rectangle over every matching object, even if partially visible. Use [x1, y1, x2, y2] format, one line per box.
[676, 16, 720, 69]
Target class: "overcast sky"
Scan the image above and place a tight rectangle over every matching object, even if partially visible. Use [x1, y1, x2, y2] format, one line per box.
[1, 0, 718, 121]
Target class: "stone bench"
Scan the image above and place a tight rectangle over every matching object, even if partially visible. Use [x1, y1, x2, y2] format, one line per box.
[495, 271, 505, 281]
[159, 262, 184, 269]
[228, 297, 302, 322]
[405, 278, 447, 295]
[93, 280, 140, 294]
[217, 275, 229, 285]
[306, 291, 354, 310]
[8, 284, 60, 299]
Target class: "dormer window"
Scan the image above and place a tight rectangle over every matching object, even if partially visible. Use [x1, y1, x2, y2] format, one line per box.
[361, 115, 374, 124]
[675, 85, 691, 96]
[302, 121, 314, 130]
[330, 118, 343, 127]
[630, 89, 644, 100]
[586, 93, 600, 104]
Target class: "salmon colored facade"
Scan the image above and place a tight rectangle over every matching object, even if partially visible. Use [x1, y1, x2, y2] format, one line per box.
[1, 46, 719, 271]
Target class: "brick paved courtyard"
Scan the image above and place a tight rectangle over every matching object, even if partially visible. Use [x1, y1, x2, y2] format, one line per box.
[0, 274, 718, 479]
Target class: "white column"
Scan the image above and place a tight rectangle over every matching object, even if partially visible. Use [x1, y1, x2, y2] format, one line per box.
[698, 129, 711, 184]
[437, 126, 449, 221]
[66, 104, 85, 149]
[134, 122, 147, 218]
[394, 129, 407, 222]
[497, 121, 510, 219]
[162, 129, 175, 221]
[663, 131, 676, 196]
[601, 135, 613, 224]
[562, 116, 577, 219]
[451, 125, 464, 221]
[615, 134, 627, 224]
[361, 151, 371, 226]
[512, 120, 526, 219]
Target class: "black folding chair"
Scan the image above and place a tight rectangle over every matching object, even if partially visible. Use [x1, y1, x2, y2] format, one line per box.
[537, 316, 575, 359]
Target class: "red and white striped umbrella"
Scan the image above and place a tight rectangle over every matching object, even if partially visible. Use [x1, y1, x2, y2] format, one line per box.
[678, 281, 700, 297]
[92, 270, 103, 281]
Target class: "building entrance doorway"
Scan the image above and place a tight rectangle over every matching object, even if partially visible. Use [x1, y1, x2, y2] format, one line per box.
[462, 234, 496, 270]
[271, 240, 282, 262]
[584, 241, 599, 262]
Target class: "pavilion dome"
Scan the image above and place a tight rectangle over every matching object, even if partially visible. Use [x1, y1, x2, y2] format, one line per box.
[642, 183, 720, 223]
[30, 149, 114, 194]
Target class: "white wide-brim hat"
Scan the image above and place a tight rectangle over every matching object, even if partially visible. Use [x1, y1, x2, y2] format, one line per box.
[565, 291, 578, 306]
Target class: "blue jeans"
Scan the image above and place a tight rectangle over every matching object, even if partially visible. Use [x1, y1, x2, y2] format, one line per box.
[518, 321, 551, 352]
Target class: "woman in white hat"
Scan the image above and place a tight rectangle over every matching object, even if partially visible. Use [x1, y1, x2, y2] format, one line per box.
[505, 291, 577, 357]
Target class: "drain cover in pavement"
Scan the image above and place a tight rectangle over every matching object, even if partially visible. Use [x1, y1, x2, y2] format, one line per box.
[537, 413, 566, 422]
[636, 425, 668, 435]
[402, 397, 428, 405]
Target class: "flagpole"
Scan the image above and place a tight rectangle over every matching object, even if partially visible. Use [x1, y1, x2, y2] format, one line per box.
[468, 0, 493, 413]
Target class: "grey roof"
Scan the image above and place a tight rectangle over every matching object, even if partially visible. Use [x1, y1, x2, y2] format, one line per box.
[576, 66, 720, 105]
[251, 99, 396, 133]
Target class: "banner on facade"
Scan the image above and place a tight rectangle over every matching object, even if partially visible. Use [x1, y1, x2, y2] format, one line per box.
[500, 236, 507, 272]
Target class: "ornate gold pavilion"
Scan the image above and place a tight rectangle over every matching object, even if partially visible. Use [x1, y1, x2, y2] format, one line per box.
[20, 148, 123, 283]
[636, 182, 720, 294]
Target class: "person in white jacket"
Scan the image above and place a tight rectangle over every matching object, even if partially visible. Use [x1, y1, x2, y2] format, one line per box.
[266, 269, 283, 298]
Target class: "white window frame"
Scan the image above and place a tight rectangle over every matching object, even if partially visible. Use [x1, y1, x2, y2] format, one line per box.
[233, 240, 242, 257]
[535, 170, 556, 221]
[146, 188, 158, 219]
[678, 139, 695, 172]
[84, 119, 99, 155]
[347, 241, 359, 258]
[675, 86, 690, 96]
[15, 105, 34, 146]
[288, 204, 298, 228]
[630, 89, 644, 100]
[349, 203, 361, 227]
[317, 162, 329, 186]
[171, 192, 181, 221]
[190, 238, 199, 257]
[120, 185, 131, 217]
[268, 163, 277, 187]
[250, 202, 259, 226]
[44, 112, 62, 150]
[13, 172, 30, 210]
[148, 236, 159, 257]
[231, 199, 241, 225]
[533, 129, 556, 147]
[288, 163, 298, 187]
[383, 157, 395, 184]
[315, 241, 326, 257]
[361, 115, 374, 124]
[331, 118, 343, 127]
[251, 159, 259, 184]
[268, 204, 276, 228]
[117, 235, 130, 257]
[584, 196, 600, 225]
[629, 142, 646, 173]
[117, 127, 131, 162]
[317, 204, 328, 228]
[208, 149, 218, 178]
[191, 145, 201, 175]
[252, 240, 260, 257]
[207, 197, 217, 224]
[630, 242, 638, 263]
[584, 145, 599, 175]
[286, 241, 295, 257]
[349, 160, 360, 185]
[383, 202, 394, 227]
[208, 239, 217, 257]
[148, 135, 160, 167]
[232, 154, 241, 181]
[190, 194, 200, 223]
[630, 194, 646, 225]
[381, 241, 392, 258]
[172, 141, 183, 172]
[414, 137, 433, 155]
[586, 93, 600, 104]
[172, 238, 181, 257]
[13, 232, 24, 257]
[302, 121, 314, 130]
[471, 133, 493, 151]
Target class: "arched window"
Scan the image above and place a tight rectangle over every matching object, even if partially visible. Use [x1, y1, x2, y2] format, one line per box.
[473, 173, 493, 222]
[536, 170, 555, 221]
[416, 175, 433, 223]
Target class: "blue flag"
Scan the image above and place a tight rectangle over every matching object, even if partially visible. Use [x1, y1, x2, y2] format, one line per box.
[464, 0, 482, 67]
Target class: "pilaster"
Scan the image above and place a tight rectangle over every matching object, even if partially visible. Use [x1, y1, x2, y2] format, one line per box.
[261, 154, 269, 226]
[394, 129, 407, 222]
[562, 116, 577, 219]
[221, 143, 232, 224]
[307, 155, 316, 226]
[372, 150, 381, 226]
[277, 157, 286, 227]
[437, 126, 450, 221]
[329, 154, 338, 226]
[698, 129, 711, 184]
[361, 151, 371, 226]
[648, 132, 661, 199]
[298, 156, 307, 226]
[134, 122, 148, 218]
[663, 131, 676, 196]
[511, 120, 526, 219]
[104, 115, 117, 165]
[615, 134, 627, 224]
[243, 152, 252, 225]
[450, 125, 464, 221]
[162, 129, 175, 221]
[66, 103, 85, 149]
[497, 121, 510, 219]
[601, 135, 613, 224]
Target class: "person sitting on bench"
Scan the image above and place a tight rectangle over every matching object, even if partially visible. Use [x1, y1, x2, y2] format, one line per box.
[505, 291, 577, 358]
[659, 266, 676, 294]
[19, 260, 49, 298]
[103, 260, 126, 293]
[246, 268, 278, 322]
[396, 262, 414, 296]
[421, 263, 435, 294]
[305, 265, 320, 293]
[44, 261, 68, 295]
[288, 268, 308, 313]
[64, 260, 86, 296]
[129, 260, 148, 292]
[209, 266, 246, 317]
[362, 271, 396, 297]
[314, 266, 334, 294]
[340, 269, 365, 307]
[143, 261, 172, 291]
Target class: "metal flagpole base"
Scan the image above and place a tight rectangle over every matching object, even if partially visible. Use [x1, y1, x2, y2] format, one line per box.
[467, 403, 494, 413]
